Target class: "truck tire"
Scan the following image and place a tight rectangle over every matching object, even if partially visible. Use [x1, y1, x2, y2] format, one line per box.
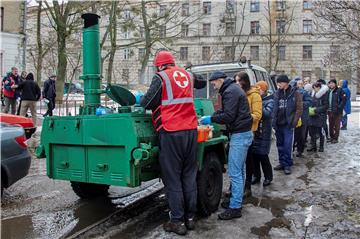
[197, 152, 223, 216]
[71, 182, 109, 199]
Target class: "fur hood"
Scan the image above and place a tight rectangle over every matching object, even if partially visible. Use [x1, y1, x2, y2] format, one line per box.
[312, 84, 329, 98]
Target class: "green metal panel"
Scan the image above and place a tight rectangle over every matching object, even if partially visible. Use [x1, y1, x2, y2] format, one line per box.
[87, 146, 128, 186]
[52, 145, 86, 182]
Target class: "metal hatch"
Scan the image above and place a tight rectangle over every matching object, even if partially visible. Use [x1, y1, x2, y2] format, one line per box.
[106, 84, 136, 106]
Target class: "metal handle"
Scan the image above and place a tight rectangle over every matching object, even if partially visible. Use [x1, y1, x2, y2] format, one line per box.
[96, 164, 108, 171]
[60, 161, 69, 168]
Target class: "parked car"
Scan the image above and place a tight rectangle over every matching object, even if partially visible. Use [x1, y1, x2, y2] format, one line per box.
[0, 113, 36, 139]
[1, 123, 31, 196]
[188, 58, 276, 109]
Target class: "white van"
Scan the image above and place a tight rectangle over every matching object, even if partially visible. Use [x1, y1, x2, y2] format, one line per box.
[189, 59, 276, 103]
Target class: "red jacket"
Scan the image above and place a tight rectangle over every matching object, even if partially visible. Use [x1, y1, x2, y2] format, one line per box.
[152, 66, 197, 132]
[2, 76, 15, 98]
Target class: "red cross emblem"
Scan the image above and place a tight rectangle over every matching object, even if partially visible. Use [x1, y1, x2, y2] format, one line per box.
[173, 71, 189, 88]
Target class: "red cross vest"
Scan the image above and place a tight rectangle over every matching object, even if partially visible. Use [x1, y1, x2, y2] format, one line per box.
[152, 66, 198, 132]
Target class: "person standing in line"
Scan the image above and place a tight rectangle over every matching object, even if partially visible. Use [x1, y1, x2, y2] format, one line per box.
[291, 77, 312, 157]
[12, 73, 41, 126]
[2, 67, 20, 114]
[234, 72, 262, 197]
[327, 79, 346, 143]
[200, 71, 253, 220]
[307, 82, 329, 152]
[252, 81, 274, 186]
[339, 79, 351, 130]
[16, 71, 27, 115]
[140, 50, 200, 235]
[272, 75, 303, 175]
[42, 75, 57, 117]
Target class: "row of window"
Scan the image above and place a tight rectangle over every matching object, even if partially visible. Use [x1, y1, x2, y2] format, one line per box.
[122, 19, 313, 40]
[126, 45, 340, 62]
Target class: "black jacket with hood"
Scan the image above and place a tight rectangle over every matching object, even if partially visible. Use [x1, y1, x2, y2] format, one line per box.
[211, 77, 252, 133]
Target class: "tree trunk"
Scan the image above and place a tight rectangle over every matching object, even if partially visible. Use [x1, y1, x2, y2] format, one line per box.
[139, 0, 152, 85]
[106, 1, 118, 85]
[56, 29, 67, 102]
[36, 1, 42, 84]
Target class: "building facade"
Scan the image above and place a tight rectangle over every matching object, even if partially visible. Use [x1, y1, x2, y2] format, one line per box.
[0, 1, 27, 77]
[25, 0, 353, 87]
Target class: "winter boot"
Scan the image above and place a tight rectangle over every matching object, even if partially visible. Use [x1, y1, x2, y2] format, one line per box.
[218, 208, 242, 220]
[163, 221, 187, 235]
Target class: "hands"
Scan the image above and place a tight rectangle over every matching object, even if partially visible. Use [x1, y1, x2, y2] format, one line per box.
[134, 91, 144, 105]
[200, 116, 212, 125]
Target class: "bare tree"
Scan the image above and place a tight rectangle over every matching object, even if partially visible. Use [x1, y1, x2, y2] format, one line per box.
[261, 0, 297, 72]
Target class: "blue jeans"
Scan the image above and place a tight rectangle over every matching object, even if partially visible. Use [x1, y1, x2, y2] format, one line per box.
[341, 114, 348, 128]
[228, 131, 253, 209]
[275, 126, 294, 168]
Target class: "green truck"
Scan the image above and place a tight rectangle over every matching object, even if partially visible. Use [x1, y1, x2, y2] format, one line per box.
[37, 13, 228, 216]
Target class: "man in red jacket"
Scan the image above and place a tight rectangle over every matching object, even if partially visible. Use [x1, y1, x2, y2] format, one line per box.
[2, 67, 20, 114]
[140, 50, 199, 236]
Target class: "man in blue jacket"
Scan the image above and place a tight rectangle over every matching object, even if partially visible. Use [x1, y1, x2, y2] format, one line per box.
[340, 79, 351, 130]
[272, 75, 303, 175]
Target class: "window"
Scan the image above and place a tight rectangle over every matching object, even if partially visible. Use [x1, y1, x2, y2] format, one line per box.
[277, 46, 286, 61]
[303, 0, 312, 10]
[182, 3, 190, 16]
[276, 19, 286, 34]
[122, 69, 130, 82]
[202, 46, 211, 61]
[159, 25, 166, 38]
[224, 46, 235, 61]
[250, 21, 260, 34]
[203, 23, 211, 36]
[330, 45, 340, 59]
[225, 22, 235, 35]
[181, 24, 189, 37]
[138, 48, 145, 60]
[303, 45, 312, 60]
[226, 0, 235, 13]
[0, 7, 3, 32]
[124, 48, 130, 60]
[203, 1, 211, 15]
[303, 20, 312, 33]
[276, 0, 286, 11]
[123, 30, 130, 39]
[250, 46, 259, 60]
[139, 27, 145, 38]
[250, 0, 260, 12]
[159, 5, 166, 17]
[124, 9, 131, 20]
[180, 47, 188, 61]
[302, 71, 312, 79]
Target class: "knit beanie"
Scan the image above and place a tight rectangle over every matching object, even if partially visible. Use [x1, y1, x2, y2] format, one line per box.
[277, 74, 290, 83]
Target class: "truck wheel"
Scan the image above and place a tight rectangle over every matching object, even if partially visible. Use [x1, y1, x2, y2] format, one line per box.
[197, 152, 223, 216]
[71, 182, 109, 199]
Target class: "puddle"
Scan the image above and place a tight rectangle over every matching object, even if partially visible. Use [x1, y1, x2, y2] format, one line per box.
[1, 196, 117, 239]
[246, 196, 293, 237]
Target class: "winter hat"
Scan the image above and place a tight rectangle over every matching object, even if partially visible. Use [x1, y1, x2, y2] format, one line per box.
[276, 74, 290, 83]
[293, 76, 301, 81]
[329, 79, 337, 85]
[255, 81, 268, 92]
[26, 73, 34, 81]
[317, 79, 326, 85]
[209, 71, 227, 81]
[304, 83, 312, 93]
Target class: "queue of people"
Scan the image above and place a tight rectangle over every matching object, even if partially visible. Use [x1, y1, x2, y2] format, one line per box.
[1, 66, 57, 125]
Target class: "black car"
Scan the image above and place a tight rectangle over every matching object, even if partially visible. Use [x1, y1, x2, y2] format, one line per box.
[1, 123, 31, 196]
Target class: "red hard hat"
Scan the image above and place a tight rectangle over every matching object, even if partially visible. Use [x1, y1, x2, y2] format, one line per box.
[154, 51, 175, 67]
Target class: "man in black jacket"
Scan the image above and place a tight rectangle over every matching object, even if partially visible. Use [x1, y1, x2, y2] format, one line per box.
[200, 71, 253, 220]
[42, 75, 57, 117]
[12, 73, 41, 125]
[327, 79, 346, 143]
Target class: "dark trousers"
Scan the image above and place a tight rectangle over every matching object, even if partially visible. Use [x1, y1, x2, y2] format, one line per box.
[245, 144, 254, 188]
[253, 153, 273, 180]
[44, 98, 55, 116]
[159, 129, 198, 222]
[309, 126, 324, 149]
[275, 126, 294, 168]
[323, 122, 329, 139]
[294, 124, 306, 153]
[328, 112, 342, 140]
[341, 114, 348, 129]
